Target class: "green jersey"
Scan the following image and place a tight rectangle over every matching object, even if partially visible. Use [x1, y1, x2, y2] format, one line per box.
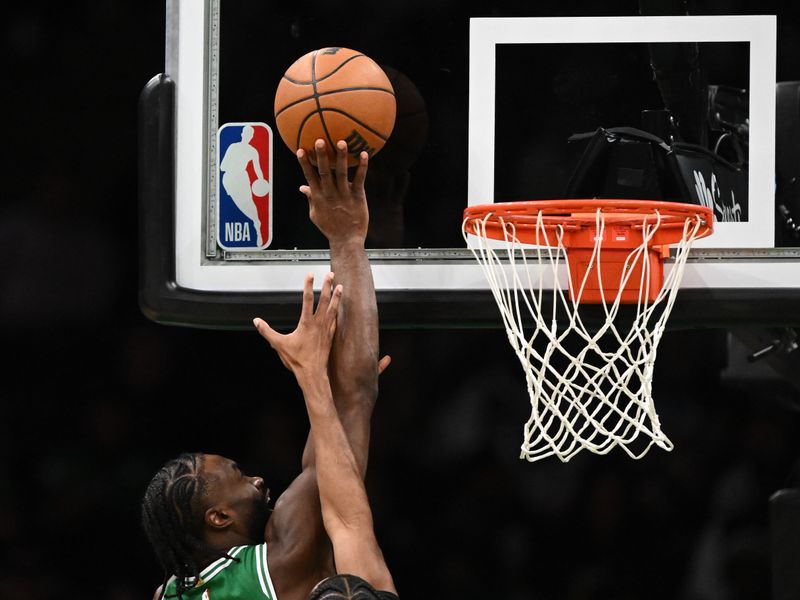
[163, 544, 278, 599]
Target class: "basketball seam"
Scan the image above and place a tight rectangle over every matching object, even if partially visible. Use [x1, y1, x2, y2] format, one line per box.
[275, 87, 396, 119]
[295, 110, 324, 151]
[282, 53, 368, 85]
[310, 50, 336, 151]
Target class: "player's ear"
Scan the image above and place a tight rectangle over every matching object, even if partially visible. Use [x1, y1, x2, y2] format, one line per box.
[205, 505, 233, 530]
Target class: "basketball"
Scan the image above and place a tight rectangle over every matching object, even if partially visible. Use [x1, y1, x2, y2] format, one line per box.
[274, 47, 396, 167]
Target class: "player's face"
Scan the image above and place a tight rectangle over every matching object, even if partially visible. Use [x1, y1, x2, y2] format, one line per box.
[201, 454, 271, 543]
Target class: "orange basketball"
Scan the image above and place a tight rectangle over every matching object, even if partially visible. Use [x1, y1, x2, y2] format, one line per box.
[274, 47, 396, 167]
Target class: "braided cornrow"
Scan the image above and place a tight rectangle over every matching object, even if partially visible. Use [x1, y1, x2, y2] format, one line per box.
[141, 453, 239, 599]
[308, 574, 396, 600]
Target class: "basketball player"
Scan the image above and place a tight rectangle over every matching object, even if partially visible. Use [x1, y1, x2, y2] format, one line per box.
[141, 139, 387, 600]
[220, 125, 267, 247]
[254, 272, 397, 599]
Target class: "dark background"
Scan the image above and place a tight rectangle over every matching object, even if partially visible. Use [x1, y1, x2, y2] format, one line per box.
[4, 1, 800, 599]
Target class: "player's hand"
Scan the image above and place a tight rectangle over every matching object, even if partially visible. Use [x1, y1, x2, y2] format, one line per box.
[297, 139, 369, 244]
[253, 272, 341, 382]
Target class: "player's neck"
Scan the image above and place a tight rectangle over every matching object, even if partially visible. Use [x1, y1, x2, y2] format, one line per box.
[198, 532, 254, 568]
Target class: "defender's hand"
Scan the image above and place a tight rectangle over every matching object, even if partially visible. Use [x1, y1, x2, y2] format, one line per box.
[253, 272, 342, 381]
[297, 139, 369, 244]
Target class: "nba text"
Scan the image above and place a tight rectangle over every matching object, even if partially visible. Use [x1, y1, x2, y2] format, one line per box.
[225, 222, 252, 242]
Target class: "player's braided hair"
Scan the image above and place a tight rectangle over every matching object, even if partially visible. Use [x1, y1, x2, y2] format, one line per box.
[141, 453, 239, 599]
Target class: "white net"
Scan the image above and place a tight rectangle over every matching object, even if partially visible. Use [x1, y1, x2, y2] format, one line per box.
[463, 207, 707, 463]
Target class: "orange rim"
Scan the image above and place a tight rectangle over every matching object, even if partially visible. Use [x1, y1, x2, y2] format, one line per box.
[463, 199, 714, 247]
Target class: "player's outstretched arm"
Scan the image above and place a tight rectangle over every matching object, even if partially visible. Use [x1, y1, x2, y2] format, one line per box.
[253, 273, 342, 595]
[296, 140, 380, 478]
[254, 276, 395, 594]
[305, 388, 396, 594]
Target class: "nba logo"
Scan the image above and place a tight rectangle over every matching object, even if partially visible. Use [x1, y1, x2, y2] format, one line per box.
[217, 122, 273, 250]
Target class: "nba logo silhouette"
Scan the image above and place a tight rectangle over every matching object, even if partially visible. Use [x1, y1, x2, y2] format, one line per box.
[217, 122, 273, 250]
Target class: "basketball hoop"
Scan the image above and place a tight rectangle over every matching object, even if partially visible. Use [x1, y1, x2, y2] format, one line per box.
[462, 199, 713, 462]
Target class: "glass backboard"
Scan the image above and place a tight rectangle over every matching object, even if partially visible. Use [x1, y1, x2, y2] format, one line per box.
[138, 0, 800, 329]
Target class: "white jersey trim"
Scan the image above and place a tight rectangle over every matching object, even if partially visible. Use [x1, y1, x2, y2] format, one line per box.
[255, 542, 278, 599]
[199, 545, 246, 583]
